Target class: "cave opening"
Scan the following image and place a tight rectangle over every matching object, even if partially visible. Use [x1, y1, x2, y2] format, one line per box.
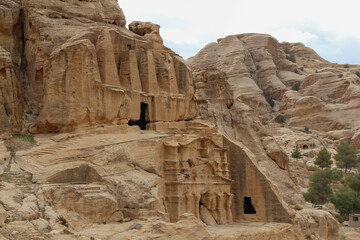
[128, 102, 148, 130]
[244, 197, 256, 214]
[303, 145, 308, 149]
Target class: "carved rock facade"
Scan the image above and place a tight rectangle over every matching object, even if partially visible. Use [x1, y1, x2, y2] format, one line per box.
[0, 0, 197, 134]
[162, 135, 233, 224]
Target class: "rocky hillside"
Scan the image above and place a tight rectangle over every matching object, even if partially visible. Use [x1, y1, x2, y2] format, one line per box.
[0, 0, 357, 239]
[189, 33, 360, 138]
[189, 33, 360, 239]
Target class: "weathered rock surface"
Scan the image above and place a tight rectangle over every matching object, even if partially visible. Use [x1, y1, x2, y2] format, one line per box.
[0, 0, 352, 239]
[351, 131, 360, 149]
[294, 209, 339, 240]
[188, 32, 360, 239]
[0, 0, 197, 134]
[190, 33, 360, 134]
[262, 136, 289, 170]
[188, 33, 296, 114]
[189, 34, 306, 213]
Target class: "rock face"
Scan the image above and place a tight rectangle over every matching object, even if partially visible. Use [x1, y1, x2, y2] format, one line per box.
[262, 136, 289, 170]
[0, 0, 197, 134]
[225, 137, 291, 223]
[189, 33, 305, 216]
[188, 33, 297, 114]
[0, 0, 349, 240]
[190, 33, 360, 135]
[188, 32, 360, 239]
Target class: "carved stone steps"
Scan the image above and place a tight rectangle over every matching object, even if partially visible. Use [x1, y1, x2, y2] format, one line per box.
[22, 229, 45, 240]
[27, 140, 80, 156]
[42, 184, 108, 195]
[1, 171, 35, 195]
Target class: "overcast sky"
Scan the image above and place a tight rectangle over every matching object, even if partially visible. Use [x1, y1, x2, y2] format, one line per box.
[118, 0, 360, 64]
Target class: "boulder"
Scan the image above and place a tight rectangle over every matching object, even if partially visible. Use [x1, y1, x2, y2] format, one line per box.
[262, 136, 289, 170]
[199, 205, 217, 226]
[351, 131, 360, 149]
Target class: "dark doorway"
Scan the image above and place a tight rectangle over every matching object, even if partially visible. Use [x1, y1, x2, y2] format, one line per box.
[244, 197, 256, 214]
[128, 103, 148, 130]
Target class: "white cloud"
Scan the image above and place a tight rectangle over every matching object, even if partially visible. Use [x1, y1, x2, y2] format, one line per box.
[118, 0, 360, 63]
[272, 28, 319, 44]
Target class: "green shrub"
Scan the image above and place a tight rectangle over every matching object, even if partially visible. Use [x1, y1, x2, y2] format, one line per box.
[292, 81, 301, 91]
[336, 215, 348, 223]
[345, 173, 360, 193]
[338, 73, 343, 78]
[13, 134, 36, 143]
[292, 146, 302, 159]
[355, 71, 360, 78]
[300, 67, 304, 71]
[266, 98, 275, 108]
[286, 52, 296, 63]
[256, 65, 261, 70]
[304, 127, 310, 133]
[306, 165, 318, 171]
[344, 64, 349, 68]
[331, 187, 360, 218]
[275, 114, 286, 124]
[294, 69, 299, 74]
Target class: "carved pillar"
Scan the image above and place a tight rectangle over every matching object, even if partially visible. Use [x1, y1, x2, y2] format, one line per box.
[194, 194, 200, 218]
[215, 192, 227, 224]
[225, 192, 234, 224]
[185, 193, 194, 215]
[165, 196, 182, 222]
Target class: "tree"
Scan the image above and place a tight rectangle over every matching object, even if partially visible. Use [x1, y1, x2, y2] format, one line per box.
[334, 142, 359, 173]
[314, 148, 333, 169]
[303, 169, 340, 205]
[291, 146, 302, 159]
[345, 173, 360, 193]
[327, 168, 344, 183]
[331, 187, 360, 217]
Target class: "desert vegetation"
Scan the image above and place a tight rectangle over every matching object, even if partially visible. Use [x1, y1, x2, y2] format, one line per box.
[303, 142, 360, 221]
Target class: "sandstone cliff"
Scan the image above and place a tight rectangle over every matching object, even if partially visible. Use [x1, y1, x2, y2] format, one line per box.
[0, 0, 197, 135]
[188, 33, 360, 239]
[189, 34, 360, 135]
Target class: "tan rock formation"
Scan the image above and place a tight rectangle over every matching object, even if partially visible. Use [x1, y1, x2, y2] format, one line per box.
[225, 137, 292, 223]
[42, 184, 123, 223]
[294, 209, 339, 240]
[0, 204, 6, 226]
[262, 136, 289, 170]
[129, 21, 164, 44]
[188, 34, 306, 214]
[0, 0, 197, 134]
[351, 131, 360, 149]
[0, 0, 352, 239]
[280, 42, 328, 62]
[189, 33, 291, 114]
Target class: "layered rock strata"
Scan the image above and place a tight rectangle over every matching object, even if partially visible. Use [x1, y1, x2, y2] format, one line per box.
[0, 0, 346, 239]
[0, 0, 197, 134]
